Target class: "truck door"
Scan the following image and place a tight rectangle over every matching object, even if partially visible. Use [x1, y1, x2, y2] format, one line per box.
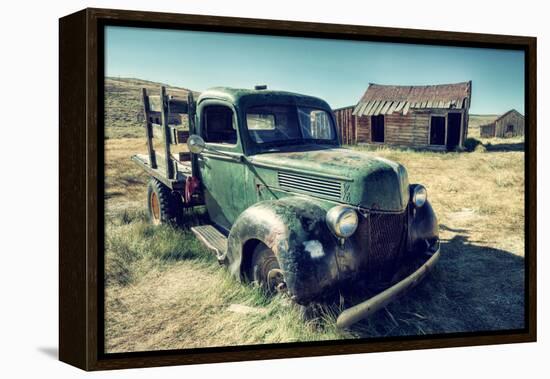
[197, 102, 247, 232]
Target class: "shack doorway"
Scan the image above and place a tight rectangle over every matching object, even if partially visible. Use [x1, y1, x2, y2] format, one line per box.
[447, 113, 462, 149]
[430, 116, 445, 146]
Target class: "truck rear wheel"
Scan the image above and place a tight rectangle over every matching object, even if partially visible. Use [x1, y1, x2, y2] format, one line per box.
[250, 243, 286, 294]
[147, 179, 182, 225]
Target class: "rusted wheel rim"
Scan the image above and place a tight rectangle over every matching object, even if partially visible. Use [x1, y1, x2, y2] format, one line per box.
[150, 191, 161, 225]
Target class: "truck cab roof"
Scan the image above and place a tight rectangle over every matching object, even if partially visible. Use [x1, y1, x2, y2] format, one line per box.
[197, 87, 332, 111]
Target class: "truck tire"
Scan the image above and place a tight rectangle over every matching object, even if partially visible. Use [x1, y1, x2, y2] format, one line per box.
[250, 243, 286, 294]
[147, 179, 182, 225]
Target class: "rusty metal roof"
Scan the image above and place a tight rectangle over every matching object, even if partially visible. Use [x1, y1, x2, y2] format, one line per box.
[353, 81, 472, 117]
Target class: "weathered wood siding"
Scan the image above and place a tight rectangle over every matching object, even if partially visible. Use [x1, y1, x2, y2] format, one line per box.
[357, 111, 431, 147]
[357, 115, 370, 142]
[333, 106, 357, 145]
[480, 123, 496, 138]
[495, 111, 525, 138]
[336, 106, 469, 148]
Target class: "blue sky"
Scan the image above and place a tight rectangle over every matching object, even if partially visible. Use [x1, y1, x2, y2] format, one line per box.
[105, 26, 525, 114]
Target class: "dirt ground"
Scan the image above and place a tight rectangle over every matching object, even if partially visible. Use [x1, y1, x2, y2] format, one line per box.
[103, 136, 525, 353]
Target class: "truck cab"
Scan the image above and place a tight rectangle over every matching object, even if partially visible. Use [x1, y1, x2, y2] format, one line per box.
[194, 87, 340, 231]
[133, 85, 440, 328]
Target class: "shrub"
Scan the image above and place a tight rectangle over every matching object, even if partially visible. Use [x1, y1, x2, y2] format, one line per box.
[464, 137, 483, 152]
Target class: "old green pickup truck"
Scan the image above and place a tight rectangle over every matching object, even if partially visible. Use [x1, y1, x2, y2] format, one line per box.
[132, 85, 440, 328]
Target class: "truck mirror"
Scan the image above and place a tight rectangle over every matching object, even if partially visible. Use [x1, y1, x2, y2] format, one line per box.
[187, 134, 206, 154]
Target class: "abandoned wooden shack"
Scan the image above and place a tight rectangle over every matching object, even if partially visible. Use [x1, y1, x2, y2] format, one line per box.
[347, 82, 472, 150]
[479, 109, 524, 138]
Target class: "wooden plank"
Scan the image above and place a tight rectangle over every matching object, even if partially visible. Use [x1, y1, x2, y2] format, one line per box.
[149, 95, 189, 114]
[373, 101, 383, 115]
[174, 152, 192, 162]
[168, 98, 189, 114]
[187, 91, 199, 177]
[364, 101, 375, 116]
[171, 127, 190, 144]
[344, 110, 350, 144]
[131, 154, 184, 190]
[380, 101, 393, 115]
[366, 100, 379, 116]
[354, 102, 366, 117]
[378, 101, 389, 115]
[373, 101, 386, 116]
[360, 101, 372, 116]
[395, 101, 405, 113]
[161, 86, 174, 180]
[402, 102, 411, 116]
[388, 101, 399, 114]
[142, 88, 157, 169]
[358, 102, 370, 116]
[354, 114, 358, 144]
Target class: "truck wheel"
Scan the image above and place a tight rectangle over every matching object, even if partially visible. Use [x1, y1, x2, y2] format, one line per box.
[147, 179, 182, 225]
[250, 243, 286, 294]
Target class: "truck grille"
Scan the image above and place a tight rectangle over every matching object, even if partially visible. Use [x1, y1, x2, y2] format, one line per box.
[357, 211, 407, 281]
[278, 172, 342, 201]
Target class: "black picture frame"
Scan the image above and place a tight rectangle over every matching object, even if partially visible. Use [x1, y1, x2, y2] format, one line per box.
[59, 7, 537, 371]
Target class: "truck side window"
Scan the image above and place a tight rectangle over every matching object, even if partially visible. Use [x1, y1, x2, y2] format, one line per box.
[203, 105, 237, 144]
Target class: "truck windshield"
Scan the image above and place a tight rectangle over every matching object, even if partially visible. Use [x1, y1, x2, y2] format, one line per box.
[246, 105, 336, 144]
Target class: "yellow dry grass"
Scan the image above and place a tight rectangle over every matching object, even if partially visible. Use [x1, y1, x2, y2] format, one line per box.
[104, 136, 525, 353]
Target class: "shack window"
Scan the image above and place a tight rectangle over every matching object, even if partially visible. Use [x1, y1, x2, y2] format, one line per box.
[371, 115, 384, 143]
[506, 124, 514, 133]
[202, 105, 236, 144]
[430, 116, 446, 145]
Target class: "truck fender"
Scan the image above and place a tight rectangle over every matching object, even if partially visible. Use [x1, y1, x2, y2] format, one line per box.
[226, 196, 340, 303]
[408, 199, 439, 252]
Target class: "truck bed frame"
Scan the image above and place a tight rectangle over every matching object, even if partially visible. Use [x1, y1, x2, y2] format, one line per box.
[132, 86, 201, 200]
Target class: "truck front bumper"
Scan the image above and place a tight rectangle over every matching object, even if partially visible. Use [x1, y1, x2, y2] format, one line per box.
[336, 245, 440, 329]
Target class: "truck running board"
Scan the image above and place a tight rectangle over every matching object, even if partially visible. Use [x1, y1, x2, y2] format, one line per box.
[191, 225, 227, 262]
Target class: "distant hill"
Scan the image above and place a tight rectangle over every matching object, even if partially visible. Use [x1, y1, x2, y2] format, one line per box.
[105, 77, 199, 139]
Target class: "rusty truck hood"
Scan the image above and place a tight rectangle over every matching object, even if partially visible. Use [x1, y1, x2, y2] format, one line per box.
[249, 146, 410, 211]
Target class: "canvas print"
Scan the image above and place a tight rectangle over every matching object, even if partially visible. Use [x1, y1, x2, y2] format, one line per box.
[103, 26, 525, 353]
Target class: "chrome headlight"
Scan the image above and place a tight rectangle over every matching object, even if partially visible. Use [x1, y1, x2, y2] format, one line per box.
[411, 184, 427, 207]
[326, 205, 358, 238]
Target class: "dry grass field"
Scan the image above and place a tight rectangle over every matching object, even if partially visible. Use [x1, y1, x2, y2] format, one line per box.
[103, 77, 525, 352]
[104, 135, 525, 353]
